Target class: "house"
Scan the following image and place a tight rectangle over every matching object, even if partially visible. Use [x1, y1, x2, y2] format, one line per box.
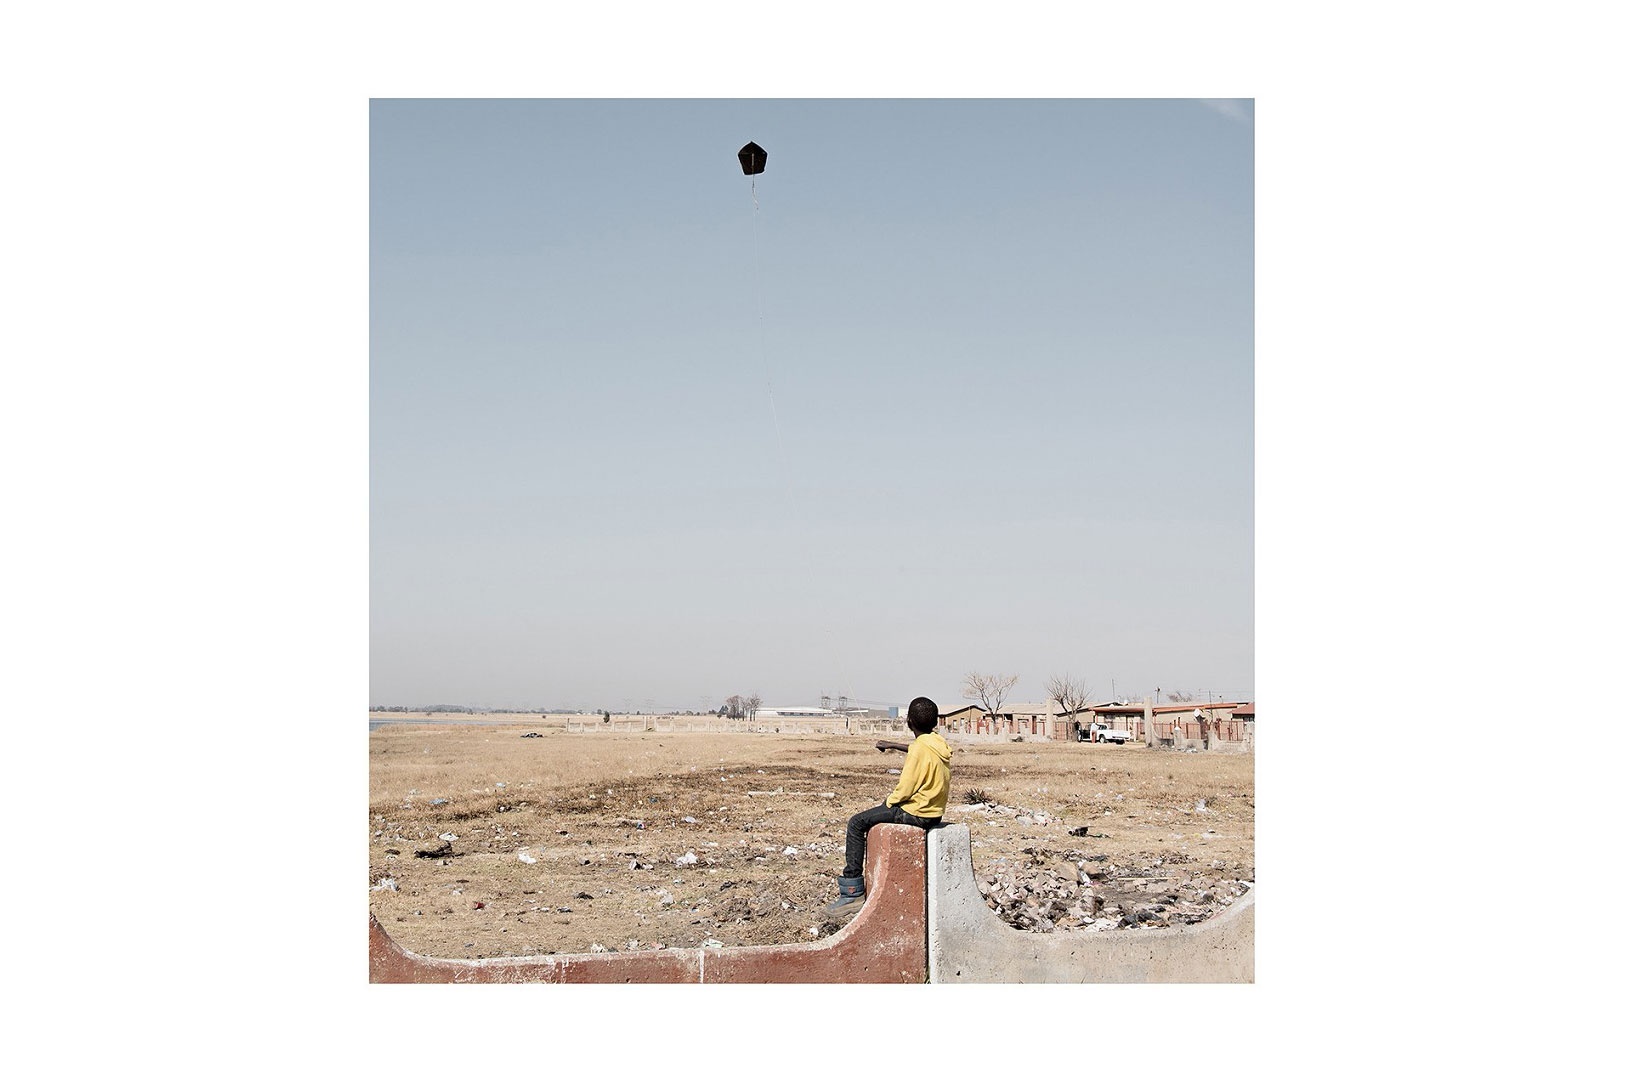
[1149, 702, 1253, 747]
[936, 704, 982, 733]
[938, 701, 1065, 738]
[1083, 701, 1153, 742]
[935, 697, 1255, 747]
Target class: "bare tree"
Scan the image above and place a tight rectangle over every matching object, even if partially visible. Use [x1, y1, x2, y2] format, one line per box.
[725, 694, 744, 719]
[962, 672, 1018, 731]
[1045, 673, 1091, 740]
[743, 693, 762, 721]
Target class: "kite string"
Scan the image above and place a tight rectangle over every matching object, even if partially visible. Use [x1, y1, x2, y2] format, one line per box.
[746, 157, 859, 714]
[751, 173, 795, 522]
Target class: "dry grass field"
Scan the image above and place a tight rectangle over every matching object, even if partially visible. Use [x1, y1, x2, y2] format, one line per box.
[367, 716, 1254, 961]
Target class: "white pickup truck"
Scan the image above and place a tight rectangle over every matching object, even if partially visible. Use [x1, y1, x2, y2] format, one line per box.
[1087, 721, 1135, 745]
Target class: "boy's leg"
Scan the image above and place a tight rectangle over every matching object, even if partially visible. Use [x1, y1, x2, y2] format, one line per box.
[828, 805, 936, 916]
[842, 804, 908, 879]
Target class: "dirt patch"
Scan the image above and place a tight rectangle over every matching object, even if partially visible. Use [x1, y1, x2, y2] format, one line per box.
[368, 722, 1254, 960]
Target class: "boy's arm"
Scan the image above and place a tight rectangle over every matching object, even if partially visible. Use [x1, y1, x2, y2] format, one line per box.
[886, 743, 925, 807]
[875, 739, 910, 752]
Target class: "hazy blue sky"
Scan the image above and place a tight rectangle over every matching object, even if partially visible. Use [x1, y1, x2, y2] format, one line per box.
[371, 98, 1254, 711]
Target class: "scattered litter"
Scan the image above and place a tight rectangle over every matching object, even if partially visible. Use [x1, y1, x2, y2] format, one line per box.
[701, 938, 724, 949]
[517, 852, 538, 864]
[430, 798, 447, 806]
[371, 877, 398, 892]
[438, 833, 458, 842]
[675, 851, 698, 866]
[683, 816, 697, 824]
[590, 943, 608, 953]
[782, 846, 799, 857]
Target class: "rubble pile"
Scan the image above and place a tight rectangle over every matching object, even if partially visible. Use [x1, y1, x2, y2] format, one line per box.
[959, 797, 1251, 934]
[977, 851, 1252, 932]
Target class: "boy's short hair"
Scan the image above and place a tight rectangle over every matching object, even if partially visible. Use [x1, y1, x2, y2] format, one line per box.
[907, 696, 939, 732]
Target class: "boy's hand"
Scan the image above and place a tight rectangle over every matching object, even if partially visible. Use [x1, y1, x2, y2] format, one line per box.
[876, 739, 909, 752]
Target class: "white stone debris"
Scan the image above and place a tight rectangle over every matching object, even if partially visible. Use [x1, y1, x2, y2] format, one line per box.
[976, 851, 1251, 934]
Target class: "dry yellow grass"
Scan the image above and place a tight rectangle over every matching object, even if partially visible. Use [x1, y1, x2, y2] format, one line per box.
[368, 717, 1254, 960]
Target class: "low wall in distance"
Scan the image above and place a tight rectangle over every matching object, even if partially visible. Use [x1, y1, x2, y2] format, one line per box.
[926, 823, 1254, 983]
[369, 823, 927, 983]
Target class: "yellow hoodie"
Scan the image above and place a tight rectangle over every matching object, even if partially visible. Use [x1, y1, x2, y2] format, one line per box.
[886, 730, 953, 818]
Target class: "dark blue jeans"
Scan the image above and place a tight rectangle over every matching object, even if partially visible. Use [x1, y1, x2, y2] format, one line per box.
[842, 803, 939, 879]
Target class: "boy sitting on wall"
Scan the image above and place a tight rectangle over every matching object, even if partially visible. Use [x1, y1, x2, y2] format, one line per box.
[825, 696, 951, 917]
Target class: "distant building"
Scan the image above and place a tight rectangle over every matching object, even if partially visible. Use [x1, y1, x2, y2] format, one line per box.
[1148, 702, 1251, 747]
[928, 697, 1254, 747]
[938, 701, 1064, 738]
[1084, 702, 1152, 742]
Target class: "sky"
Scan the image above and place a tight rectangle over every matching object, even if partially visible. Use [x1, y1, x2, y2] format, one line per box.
[371, 98, 1255, 712]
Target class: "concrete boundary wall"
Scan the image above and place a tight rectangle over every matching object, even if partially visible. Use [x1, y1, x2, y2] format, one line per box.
[370, 822, 1253, 983]
[369, 823, 927, 983]
[927, 823, 1254, 983]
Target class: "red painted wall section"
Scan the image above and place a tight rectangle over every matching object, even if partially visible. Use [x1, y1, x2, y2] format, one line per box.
[369, 823, 928, 984]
